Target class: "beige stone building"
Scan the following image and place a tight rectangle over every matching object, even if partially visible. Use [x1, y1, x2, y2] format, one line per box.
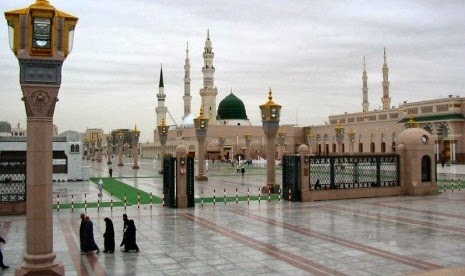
[141, 34, 464, 164]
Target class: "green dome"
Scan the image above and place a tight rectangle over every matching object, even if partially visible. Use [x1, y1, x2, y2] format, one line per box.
[217, 92, 248, 120]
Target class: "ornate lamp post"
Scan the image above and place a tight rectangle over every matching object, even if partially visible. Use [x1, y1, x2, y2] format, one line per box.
[117, 131, 124, 166]
[244, 133, 252, 161]
[132, 125, 140, 169]
[157, 118, 169, 174]
[259, 88, 282, 192]
[335, 123, 345, 153]
[194, 108, 209, 181]
[277, 128, 286, 161]
[106, 132, 112, 165]
[218, 134, 225, 161]
[4, 1, 77, 274]
[96, 136, 102, 162]
[84, 138, 89, 160]
[348, 129, 356, 154]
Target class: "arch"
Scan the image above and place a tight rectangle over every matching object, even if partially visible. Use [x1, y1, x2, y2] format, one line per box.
[70, 144, 75, 153]
[358, 143, 363, 153]
[421, 155, 431, 182]
[370, 142, 375, 153]
[381, 142, 386, 153]
[76, 144, 80, 153]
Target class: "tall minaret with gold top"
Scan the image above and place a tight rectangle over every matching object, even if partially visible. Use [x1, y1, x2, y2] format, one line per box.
[156, 64, 167, 127]
[362, 56, 369, 112]
[199, 30, 218, 124]
[183, 42, 192, 120]
[381, 48, 391, 110]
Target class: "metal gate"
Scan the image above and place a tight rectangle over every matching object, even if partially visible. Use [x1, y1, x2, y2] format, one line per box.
[0, 151, 27, 202]
[163, 156, 176, 208]
[282, 154, 301, 202]
[186, 156, 195, 207]
[309, 155, 400, 190]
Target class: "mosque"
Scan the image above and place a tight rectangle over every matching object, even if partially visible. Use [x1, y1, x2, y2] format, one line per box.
[140, 31, 465, 164]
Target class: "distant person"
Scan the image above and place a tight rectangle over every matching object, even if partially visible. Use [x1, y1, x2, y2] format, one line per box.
[123, 220, 139, 252]
[120, 214, 129, 247]
[79, 213, 87, 253]
[315, 179, 321, 190]
[84, 216, 100, 254]
[98, 179, 104, 197]
[241, 166, 245, 176]
[441, 153, 445, 168]
[103, 217, 115, 253]
[206, 160, 209, 172]
[109, 167, 113, 177]
[0, 235, 9, 270]
[236, 165, 240, 173]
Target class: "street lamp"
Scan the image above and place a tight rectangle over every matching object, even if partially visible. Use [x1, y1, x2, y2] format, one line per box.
[218, 134, 225, 161]
[157, 118, 169, 174]
[194, 108, 209, 181]
[117, 131, 124, 166]
[244, 133, 252, 162]
[259, 88, 281, 192]
[335, 123, 345, 153]
[4, 0, 77, 274]
[348, 129, 356, 154]
[132, 125, 140, 169]
[106, 132, 112, 165]
[96, 136, 102, 162]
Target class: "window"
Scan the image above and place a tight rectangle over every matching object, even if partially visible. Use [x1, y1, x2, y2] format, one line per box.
[359, 143, 363, 153]
[370, 142, 375, 153]
[421, 155, 431, 182]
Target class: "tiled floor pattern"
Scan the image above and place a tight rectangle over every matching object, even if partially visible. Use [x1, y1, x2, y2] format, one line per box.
[1, 160, 465, 275]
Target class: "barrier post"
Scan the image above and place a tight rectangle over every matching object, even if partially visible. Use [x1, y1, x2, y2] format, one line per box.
[201, 190, 204, 207]
[459, 179, 461, 191]
[235, 188, 238, 204]
[110, 193, 113, 212]
[97, 194, 100, 212]
[224, 188, 227, 204]
[268, 188, 271, 203]
[84, 193, 87, 213]
[213, 189, 216, 206]
[71, 194, 74, 212]
[137, 192, 140, 210]
[289, 188, 292, 201]
[124, 193, 127, 211]
[150, 192, 153, 210]
[258, 188, 261, 205]
[247, 188, 250, 205]
[279, 188, 281, 201]
[57, 194, 60, 213]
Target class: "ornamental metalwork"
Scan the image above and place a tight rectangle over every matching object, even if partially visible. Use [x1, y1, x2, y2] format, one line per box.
[308, 154, 399, 190]
[0, 151, 26, 202]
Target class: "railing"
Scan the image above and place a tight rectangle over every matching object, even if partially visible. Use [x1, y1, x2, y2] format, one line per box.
[0, 181, 26, 202]
[309, 154, 400, 190]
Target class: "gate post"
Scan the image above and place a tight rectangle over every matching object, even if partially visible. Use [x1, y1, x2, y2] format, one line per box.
[397, 128, 439, 195]
[298, 145, 310, 196]
[176, 145, 189, 208]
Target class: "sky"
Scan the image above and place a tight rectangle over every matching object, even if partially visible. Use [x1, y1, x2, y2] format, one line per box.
[1, 0, 465, 142]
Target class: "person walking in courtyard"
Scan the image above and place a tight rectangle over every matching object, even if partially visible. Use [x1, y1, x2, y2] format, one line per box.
[0, 235, 9, 270]
[109, 167, 113, 177]
[97, 179, 104, 197]
[123, 219, 139, 252]
[103, 217, 115, 253]
[79, 213, 87, 253]
[120, 214, 129, 247]
[84, 216, 100, 254]
[241, 166, 245, 177]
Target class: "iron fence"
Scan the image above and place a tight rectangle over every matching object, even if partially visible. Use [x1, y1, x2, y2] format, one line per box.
[309, 155, 399, 190]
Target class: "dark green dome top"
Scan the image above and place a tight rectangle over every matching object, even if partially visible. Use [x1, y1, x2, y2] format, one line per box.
[217, 92, 248, 120]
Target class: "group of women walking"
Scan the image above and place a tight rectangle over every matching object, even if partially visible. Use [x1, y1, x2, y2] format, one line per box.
[80, 213, 139, 254]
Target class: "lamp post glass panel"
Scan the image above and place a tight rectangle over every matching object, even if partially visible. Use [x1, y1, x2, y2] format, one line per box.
[194, 109, 209, 181]
[157, 119, 169, 174]
[4, 0, 78, 274]
[259, 88, 281, 192]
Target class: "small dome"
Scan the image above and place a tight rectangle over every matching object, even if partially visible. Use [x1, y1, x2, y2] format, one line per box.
[181, 113, 195, 127]
[217, 92, 248, 120]
[0, 121, 12, 133]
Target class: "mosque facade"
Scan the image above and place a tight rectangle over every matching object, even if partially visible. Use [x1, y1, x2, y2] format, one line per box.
[141, 32, 465, 164]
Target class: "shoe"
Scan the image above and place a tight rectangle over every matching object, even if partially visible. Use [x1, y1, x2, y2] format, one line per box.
[1, 266, 9, 270]
[96, 249, 100, 254]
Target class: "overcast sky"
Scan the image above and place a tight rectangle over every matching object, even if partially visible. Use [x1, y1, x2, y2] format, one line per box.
[1, 0, 464, 142]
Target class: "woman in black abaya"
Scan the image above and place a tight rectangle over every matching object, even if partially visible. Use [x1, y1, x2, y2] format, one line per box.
[103, 217, 115, 253]
[123, 219, 139, 252]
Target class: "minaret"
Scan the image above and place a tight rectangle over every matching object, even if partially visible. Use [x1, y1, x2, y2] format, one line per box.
[199, 29, 218, 124]
[362, 56, 369, 112]
[155, 64, 168, 127]
[183, 42, 192, 120]
[381, 48, 391, 110]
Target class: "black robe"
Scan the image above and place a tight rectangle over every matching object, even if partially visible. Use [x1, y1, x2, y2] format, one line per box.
[79, 219, 86, 252]
[85, 220, 99, 252]
[124, 220, 139, 251]
[103, 218, 115, 252]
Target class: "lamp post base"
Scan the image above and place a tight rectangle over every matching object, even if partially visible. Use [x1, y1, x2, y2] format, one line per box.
[195, 175, 208, 181]
[107, 161, 112, 165]
[16, 253, 65, 276]
[132, 165, 139, 169]
[262, 184, 279, 194]
[118, 163, 124, 167]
